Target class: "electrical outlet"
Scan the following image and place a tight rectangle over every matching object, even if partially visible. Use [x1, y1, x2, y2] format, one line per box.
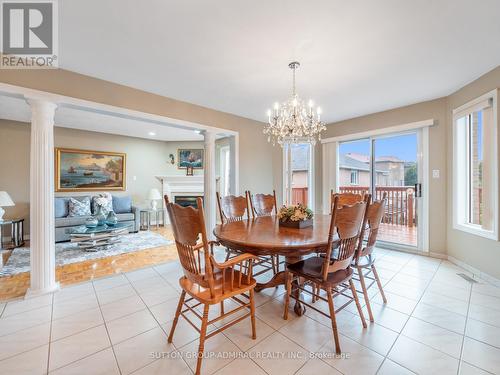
[432, 170, 440, 179]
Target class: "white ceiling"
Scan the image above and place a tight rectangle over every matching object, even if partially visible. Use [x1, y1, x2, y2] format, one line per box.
[58, 0, 500, 123]
[0, 95, 206, 141]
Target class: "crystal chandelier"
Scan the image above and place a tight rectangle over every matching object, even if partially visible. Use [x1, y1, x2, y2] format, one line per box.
[264, 61, 326, 146]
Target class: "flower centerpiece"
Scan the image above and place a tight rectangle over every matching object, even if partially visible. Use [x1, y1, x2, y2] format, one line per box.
[277, 203, 314, 229]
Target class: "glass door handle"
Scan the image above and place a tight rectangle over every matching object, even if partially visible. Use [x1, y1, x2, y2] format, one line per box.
[414, 183, 422, 197]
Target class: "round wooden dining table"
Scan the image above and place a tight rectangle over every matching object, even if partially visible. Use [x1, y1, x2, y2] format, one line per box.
[213, 214, 336, 315]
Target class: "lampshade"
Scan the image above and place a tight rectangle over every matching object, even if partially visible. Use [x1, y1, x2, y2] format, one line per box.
[148, 188, 162, 200]
[0, 191, 14, 207]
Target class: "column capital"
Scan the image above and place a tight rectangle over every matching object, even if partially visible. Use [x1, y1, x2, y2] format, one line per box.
[202, 130, 217, 143]
[25, 96, 58, 112]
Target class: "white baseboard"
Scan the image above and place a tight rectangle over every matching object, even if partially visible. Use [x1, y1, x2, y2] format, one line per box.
[447, 255, 500, 287]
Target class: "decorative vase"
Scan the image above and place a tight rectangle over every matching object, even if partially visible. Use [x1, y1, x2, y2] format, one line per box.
[279, 219, 313, 229]
[85, 216, 98, 228]
[95, 206, 106, 226]
[106, 211, 118, 226]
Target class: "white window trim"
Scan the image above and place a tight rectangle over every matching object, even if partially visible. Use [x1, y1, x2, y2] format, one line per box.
[452, 89, 499, 240]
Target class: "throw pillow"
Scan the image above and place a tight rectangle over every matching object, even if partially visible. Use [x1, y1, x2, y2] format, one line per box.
[68, 197, 91, 217]
[54, 197, 69, 218]
[113, 195, 132, 214]
[92, 193, 113, 215]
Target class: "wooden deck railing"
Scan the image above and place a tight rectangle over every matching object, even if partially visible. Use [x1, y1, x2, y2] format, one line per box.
[292, 187, 308, 206]
[339, 186, 415, 227]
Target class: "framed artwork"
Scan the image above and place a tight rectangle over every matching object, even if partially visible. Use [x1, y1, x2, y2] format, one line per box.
[55, 148, 126, 192]
[178, 149, 204, 169]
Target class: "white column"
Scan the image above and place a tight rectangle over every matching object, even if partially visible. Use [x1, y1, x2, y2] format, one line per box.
[26, 98, 59, 298]
[203, 130, 217, 238]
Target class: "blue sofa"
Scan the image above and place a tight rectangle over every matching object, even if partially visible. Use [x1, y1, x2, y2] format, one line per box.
[54, 195, 140, 242]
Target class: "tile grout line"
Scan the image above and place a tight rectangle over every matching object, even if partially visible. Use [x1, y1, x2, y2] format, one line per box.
[456, 281, 475, 375]
[374, 256, 441, 374]
[123, 267, 195, 374]
[91, 279, 123, 375]
[46, 293, 55, 375]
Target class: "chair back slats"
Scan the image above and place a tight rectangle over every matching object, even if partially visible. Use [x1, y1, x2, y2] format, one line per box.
[357, 193, 387, 260]
[323, 196, 368, 280]
[217, 192, 250, 224]
[166, 197, 215, 295]
[248, 190, 277, 217]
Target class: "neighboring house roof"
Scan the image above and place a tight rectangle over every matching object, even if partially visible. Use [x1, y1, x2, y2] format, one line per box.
[339, 154, 370, 171]
[291, 144, 309, 171]
[376, 156, 405, 163]
[346, 153, 370, 163]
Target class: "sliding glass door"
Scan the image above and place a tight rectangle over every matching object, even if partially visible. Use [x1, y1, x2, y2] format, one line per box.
[337, 131, 423, 250]
[283, 143, 313, 209]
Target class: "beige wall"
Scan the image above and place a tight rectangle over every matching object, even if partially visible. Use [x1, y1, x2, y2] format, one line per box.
[0, 69, 281, 199]
[322, 98, 448, 254]
[0, 119, 204, 234]
[446, 66, 500, 279]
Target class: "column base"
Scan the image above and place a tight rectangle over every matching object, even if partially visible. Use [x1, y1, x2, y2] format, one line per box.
[25, 282, 60, 299]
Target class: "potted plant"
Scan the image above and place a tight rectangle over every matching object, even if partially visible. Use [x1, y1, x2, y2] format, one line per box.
[277, 203, 314, 229]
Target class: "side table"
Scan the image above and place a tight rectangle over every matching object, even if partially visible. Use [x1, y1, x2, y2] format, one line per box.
[0, 218, 25, 250]
[140, 209, 166, 230]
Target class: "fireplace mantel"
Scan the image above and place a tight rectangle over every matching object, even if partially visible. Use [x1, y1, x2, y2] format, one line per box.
[155, 176, 204, 222]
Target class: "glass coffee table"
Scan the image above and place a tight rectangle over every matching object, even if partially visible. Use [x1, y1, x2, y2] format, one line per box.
[69, 223, 133, 252]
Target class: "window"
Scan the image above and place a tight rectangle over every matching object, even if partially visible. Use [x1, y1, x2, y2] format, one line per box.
[350, 170, 359, 185]
[453, 90, 498, 240]
[283, 142, 314, 209]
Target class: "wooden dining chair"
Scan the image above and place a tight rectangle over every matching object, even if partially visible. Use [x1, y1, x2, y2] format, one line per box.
[283, 197, 368, 354]
[247, 190, 280, 274]
[166, 197, 258, 375]
[352, 192, 388, 322]
[330, 190, 365, 212]
[217, 191, 250, 224]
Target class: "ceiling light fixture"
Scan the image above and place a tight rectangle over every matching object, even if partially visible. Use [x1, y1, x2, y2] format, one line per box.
[264, 61, 325, 146]
[148, 131, 156, 136]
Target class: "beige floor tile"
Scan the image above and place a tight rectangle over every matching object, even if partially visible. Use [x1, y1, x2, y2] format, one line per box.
[371, 291, 418, 315]
[148, 296, 181, 324]
[92, 274, 129, 291]
[0, 305, 52, 336]
[470, 293, 500, 312]
[0, 344, 48, 375]
[100, 295, 146, 322]
[321, 334, 384, 375]
[419, 291, 469, 316]
[466, 318, 500, 349]
[53, 282, 95, 303]
[95, 283, 137, 305]
[52, 292, 99, 320]
[255, 298, 297, 330]
[427, 281, 471, 302]
[0, 322, 50, 361]
[377, 359, 415, 374]
[355, 302, 409, 333]
[107, 309, 159, 344]
[49, 348, 119, 375]
[248, 331, 308, 375]
[472, 283, 500, 299]
[339, 318, 398, 356]
[51, 307, 103, 341]
[49, 325, 110, 371]
[214, 358, 267, 375]
[113, 326, 174, 374]
[279, 315, 332, 352]
[295, 358, 342, 375]
[468, 303, 500, 328]
[462, 337, 500, 374]
[125, 268, 159, 282]
[132, 355, 192, 375]
[412, 302, 466, 334]
[459, 361, 492, 375]
[388, 335, 459, 375]
[138, 284, 179, 307]
[223, 316, 274, 351]
[402, 317, 463, 358]
[180, 332, 241, 375]
[3, 294, 53, 317]
[161, 314, 208, 349]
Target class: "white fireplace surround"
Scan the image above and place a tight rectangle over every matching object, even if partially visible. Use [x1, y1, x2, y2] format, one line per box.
[155, 175, 204, 223]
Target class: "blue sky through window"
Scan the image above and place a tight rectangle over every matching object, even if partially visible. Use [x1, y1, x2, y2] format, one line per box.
[339, 133, 417, 162]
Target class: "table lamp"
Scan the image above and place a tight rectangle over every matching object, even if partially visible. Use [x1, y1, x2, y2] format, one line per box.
[148, 188, 162, 210]
[0, 191, 15, 221]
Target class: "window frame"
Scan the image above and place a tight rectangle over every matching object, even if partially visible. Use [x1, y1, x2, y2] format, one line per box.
[452, 89, 499, 240]
[350, 169, 359, 185]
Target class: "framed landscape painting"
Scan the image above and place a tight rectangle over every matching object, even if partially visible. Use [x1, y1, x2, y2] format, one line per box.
[178, 149, 204, 169]
[55, 148, 126, 192]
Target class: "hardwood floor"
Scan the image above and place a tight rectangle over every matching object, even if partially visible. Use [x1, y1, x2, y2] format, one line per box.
[0, 227, 178, 301]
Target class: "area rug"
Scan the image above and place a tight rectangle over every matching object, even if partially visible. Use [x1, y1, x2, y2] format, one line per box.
[0, 231, 173, 276]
